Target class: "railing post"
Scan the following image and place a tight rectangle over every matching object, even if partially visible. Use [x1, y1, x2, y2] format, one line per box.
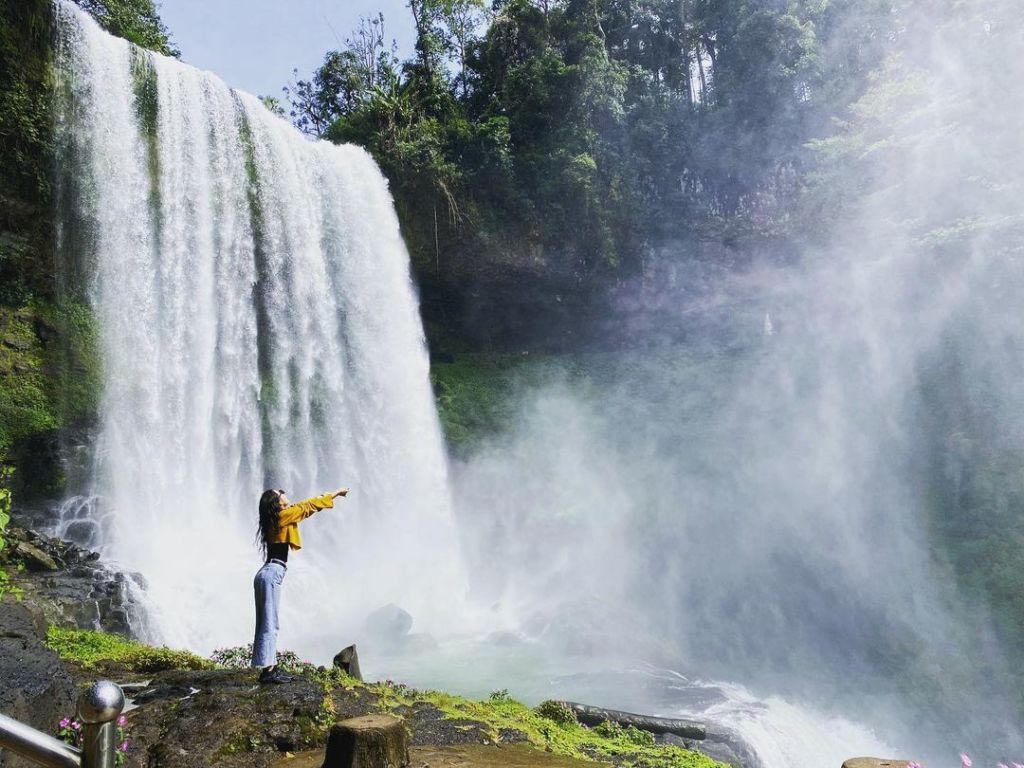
[76, 681, 124, 768]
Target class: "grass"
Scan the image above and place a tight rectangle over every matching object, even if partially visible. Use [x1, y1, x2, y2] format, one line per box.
[352, 677, 723, 768]
[46, 626, 215, 673]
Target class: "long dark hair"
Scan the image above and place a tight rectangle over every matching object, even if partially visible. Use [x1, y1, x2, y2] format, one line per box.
[256, 489, 285, 559]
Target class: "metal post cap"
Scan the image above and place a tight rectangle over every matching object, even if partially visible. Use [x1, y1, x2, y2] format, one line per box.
[77, 680, 125, 724]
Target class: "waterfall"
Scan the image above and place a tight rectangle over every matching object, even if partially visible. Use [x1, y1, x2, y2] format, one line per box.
[52, 1, 465, 654]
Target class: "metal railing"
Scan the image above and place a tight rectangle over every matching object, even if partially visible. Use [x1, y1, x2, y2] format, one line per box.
[0, 681, 124, 768]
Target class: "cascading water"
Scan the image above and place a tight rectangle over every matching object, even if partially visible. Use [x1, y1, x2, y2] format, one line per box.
[53, 1, 465, 655]
[46, 1, 1024, 767]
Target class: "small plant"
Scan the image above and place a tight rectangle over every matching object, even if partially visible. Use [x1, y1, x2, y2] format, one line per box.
[58, 714, 129, 766]
[534, 700, 578, 726]
[210, 644, 315, 674]
[593, 719, 623, 738]
[0, 465, 24, 601]
[623, 725, 656, 747]
[0, 465, 11, 553]
[489, 689, 512, 702]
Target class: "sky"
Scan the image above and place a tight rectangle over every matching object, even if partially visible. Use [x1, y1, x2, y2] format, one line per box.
[158, 0, 416, 100]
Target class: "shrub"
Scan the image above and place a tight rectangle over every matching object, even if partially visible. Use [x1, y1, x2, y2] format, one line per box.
[593, 719, 623, 738]
[623, 725, 656, 747]
[534, 700, 577, 726]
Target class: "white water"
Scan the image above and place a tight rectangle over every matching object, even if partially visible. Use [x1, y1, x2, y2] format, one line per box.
[48, 5, 939, 767]
[53, 2, 465, 654]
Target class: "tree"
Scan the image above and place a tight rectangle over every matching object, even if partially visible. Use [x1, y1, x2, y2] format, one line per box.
[285, 16, 400, 136]
[440, 0, 489, 96]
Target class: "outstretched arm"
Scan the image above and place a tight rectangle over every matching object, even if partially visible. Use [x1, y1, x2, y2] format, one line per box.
[278, 489, 347, 526]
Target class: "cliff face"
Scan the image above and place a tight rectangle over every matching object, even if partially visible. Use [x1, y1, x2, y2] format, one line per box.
[0, 0, 167, 499]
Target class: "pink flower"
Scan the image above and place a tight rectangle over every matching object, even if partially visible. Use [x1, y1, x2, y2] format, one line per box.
[960, 754, 972, 768]
[71, 722, 81, 731]
[59, 718, 70, 728]
[118, 741, 128, 751]
[907, 762, 921, 768]
[117, 715, 127, 727]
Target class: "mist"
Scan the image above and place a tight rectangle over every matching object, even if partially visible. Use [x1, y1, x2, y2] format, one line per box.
[446, 0, 1024, 761]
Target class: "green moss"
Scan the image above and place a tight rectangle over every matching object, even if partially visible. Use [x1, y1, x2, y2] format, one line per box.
[0, 0, 55, 304]
[36, 299, 102, 424]
[0, 307, 59, 457]
[357, 679, 722, 768]
[46, 626, 215, 672]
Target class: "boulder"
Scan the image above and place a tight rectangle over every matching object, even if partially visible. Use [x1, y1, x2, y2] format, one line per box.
[564, 702, 706, 740]
[13, 541, 59, 571]
[333, 645, 362, 681]
[843, 760, 913, 768]
[1, 337, 32, 351]
[322, 715, 409, 768]
[0, 603, 75, 768]
[365, 604, 412, 641]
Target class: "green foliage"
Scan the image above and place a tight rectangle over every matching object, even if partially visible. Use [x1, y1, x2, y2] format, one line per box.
[71, 0, 178, 57]
[534, 699, 578, 725]
[430, 354, 572, 454]
[0, 465, 18, 602]
[286, 0, 894, 297]
[0, 0, 55, 305]
[0, 308, 59, 459]
[365, 680, 722, 768]
[0, 462, 11, 552]
[209, 643, 315, 674]
[46, 627, 215, 672]
[592, 719, 622, 738]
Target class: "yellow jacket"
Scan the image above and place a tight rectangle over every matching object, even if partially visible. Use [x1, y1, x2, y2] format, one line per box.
[269, 493, 335, 550]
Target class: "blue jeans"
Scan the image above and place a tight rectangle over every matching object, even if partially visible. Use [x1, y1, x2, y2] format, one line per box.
[251, 561, 286, 667]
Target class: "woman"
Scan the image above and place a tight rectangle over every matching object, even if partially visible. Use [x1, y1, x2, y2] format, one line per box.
[252, 486, 348, 683]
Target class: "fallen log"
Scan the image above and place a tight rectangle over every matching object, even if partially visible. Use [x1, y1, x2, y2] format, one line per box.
[563, 702, 707, 741]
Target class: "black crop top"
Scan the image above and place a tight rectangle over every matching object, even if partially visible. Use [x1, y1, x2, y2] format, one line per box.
[267, 542, 289, 563]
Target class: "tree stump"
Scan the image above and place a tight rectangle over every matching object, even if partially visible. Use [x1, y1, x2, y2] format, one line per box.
[322, 715, 408, 768]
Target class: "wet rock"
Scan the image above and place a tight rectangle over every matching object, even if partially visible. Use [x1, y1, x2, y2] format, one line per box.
[365, 604, 413, 641]
[5, 517, 148, 635]
[842, 760, 912, 768]
[701, 726, 763, 768]
[14, 541, 59, 571]
[0, 603, 75, 768]
[498, 728, 530, 744]
[2, 336, 32, 351]
[399, 702, 490, 747]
